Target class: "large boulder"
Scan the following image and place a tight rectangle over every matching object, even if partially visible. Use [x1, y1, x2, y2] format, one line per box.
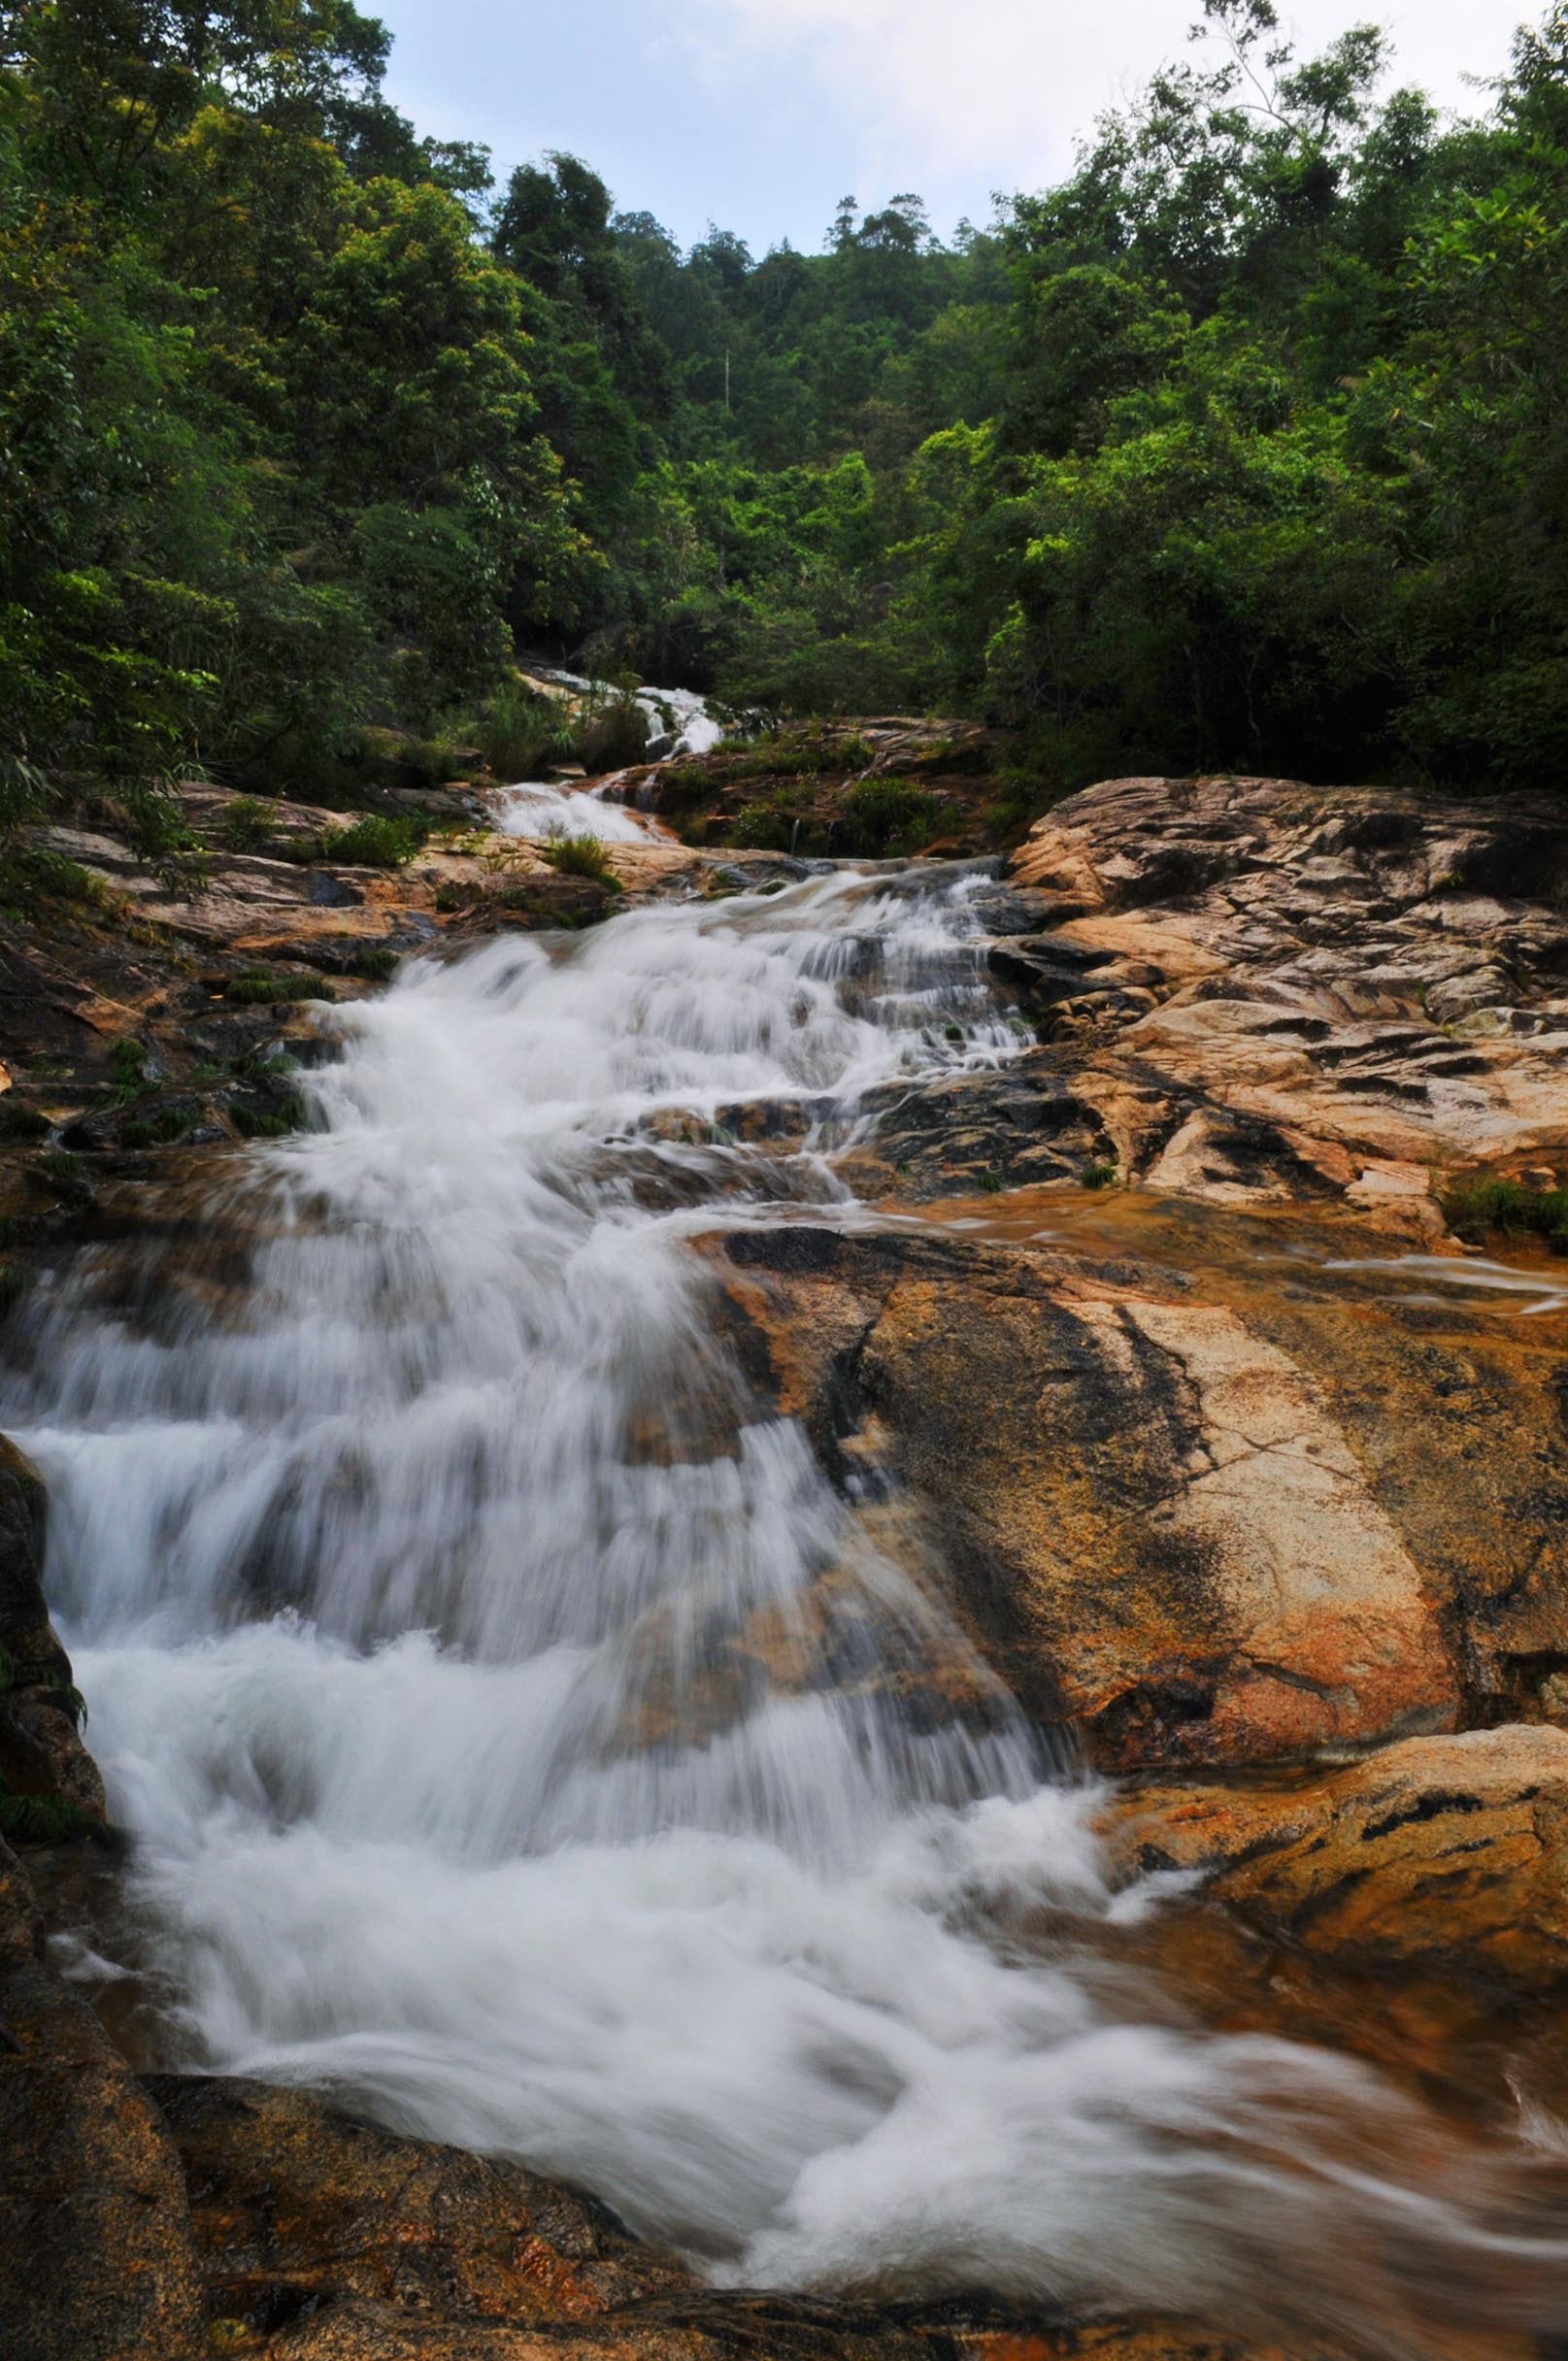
[716, 1227, 1459, 1771]
[1001, 778, 1568, 1214]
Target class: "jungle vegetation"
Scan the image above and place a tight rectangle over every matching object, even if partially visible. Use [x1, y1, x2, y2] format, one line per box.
[4, 0, 1568, 826]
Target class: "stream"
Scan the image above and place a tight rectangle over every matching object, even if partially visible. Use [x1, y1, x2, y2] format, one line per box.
[6, 856, 1568, 2349]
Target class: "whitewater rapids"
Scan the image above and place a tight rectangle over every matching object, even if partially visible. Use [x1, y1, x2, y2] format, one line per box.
[8, 865, 1568, 2352]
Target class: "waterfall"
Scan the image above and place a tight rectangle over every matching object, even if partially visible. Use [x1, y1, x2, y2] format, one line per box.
[6, 863, 1567, 2345]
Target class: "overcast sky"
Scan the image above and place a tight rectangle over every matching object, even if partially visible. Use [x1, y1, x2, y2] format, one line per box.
[376, 0, 1532, 251]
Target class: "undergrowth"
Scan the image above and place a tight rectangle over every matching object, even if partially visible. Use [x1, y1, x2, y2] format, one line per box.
[1441, 1176, 1568, 1253]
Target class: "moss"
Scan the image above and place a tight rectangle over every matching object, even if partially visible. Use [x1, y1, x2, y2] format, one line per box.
[1441, 1176, 1568, 1252]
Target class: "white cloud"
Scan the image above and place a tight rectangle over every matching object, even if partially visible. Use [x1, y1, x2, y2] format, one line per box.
[688, 0, 1523, 205]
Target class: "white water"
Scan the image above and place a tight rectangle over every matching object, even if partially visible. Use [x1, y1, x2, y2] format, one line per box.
[9, 867, 1568, 2349]
[525, 666, 725, 757]
[492, 778, 662, 845]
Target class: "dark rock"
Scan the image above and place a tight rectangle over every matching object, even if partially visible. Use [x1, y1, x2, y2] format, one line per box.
[0, 1838, 203, 2359]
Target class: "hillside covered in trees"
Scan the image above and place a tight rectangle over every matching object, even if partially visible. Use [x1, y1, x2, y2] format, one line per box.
[5, 0, 1568, 834]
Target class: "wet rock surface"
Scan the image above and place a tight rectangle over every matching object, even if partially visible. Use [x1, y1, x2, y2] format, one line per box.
[990, 777, 1568, 1224]
[5, 764, 1568, 2359]
[716, 1224, 1468, 1769]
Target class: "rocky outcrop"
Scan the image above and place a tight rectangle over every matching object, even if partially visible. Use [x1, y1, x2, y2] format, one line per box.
[991, 777, 1568, 1225]
[715, 1212, 1568, 1770]
[1103, 1727, 1568, 2003]
[0, 1435, 105, 1832]
[716, 1226, 1456, 1767]
[0, 1832, 204, 2359]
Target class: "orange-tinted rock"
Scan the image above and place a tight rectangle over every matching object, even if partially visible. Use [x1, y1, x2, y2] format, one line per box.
[1007, 779, 1568, 1213]
[0, 1837, 203, 2360]
[1103, 1727, 1568, 2000]
[717, 1226, 1459, 1771]
[148, 2074, 693, 2338]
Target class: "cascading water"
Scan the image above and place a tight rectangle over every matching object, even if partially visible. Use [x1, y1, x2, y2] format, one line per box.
[491, 777, 662, 844]
[8, 864, 1568, 2351]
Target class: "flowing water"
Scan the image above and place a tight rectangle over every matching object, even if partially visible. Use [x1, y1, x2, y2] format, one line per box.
[8, 863, 1568, 2351]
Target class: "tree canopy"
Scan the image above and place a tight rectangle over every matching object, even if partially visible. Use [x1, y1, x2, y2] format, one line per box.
[4, 0, 1568, 817]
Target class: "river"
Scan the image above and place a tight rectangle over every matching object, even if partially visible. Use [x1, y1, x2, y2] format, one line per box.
[5, 848, 1567, 2349]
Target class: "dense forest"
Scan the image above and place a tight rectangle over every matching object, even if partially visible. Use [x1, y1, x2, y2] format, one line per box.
[4, 0, 1568, 838]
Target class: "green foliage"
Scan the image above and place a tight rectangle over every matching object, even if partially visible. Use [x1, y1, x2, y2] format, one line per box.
[107, 1039, 150, 1102]
[541, 832, 614, 881]
[480, 685, 577, 780]
[1, 0, 1565, 833]
[351, 946, 400, 981]
[0, 1787, 103, 1846]
[1441, 1177, 1568, 1252]
[217, 797, 280, 852]
[225, 967, 337, 1005]
[307, 814, 426, 867]
[1083, 1161, 1120, 1191]
[837, 779, 941, 857]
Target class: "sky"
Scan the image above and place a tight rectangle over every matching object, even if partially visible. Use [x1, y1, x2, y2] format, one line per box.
[375, 0, 1533, 252]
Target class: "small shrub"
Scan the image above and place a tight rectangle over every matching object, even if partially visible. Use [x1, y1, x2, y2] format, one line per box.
[480, 685, 577, 780]
[1083, 1161, 1119, 1190]
[0, 1786, 103, 1844]
[733, 800, 792, 852]
[577, 686, 649, 774]
[0, 845, 110, 920]
[0, 1102, 50, 1144]
[225, 967, 337, 1007]
[232, 1093, 306, 1139]
[542, 834, 613, 881]
[298, 814, 426, 869]
[351, 947, 399, 982]
[107, 1039, 150, 1102]
[121, 1103, 198, 1147]
[217, 795, 279, 852]
[838, 778, 940, 858]
[1441, 1176, 1568, 1253]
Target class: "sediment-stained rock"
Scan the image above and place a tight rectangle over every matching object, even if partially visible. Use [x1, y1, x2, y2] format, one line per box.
[0, 1834, 204, 2360]
[1102, 1726, 1568, 2001]
[1000, 778, 1568, 1220]
[715, 1227, 1461, 1771]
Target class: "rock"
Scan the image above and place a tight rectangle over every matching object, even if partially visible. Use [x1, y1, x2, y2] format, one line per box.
[0, 1433, 58, 1675]
[1003, 779, 1568, 1220]
[715, 1228, 1459, 1770]
[1102, 1727, 1568, 2004]
[148, 2074, 693, 2337]
[0, 1835, 203, 2359]
[0, 1436, 107, 1830]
